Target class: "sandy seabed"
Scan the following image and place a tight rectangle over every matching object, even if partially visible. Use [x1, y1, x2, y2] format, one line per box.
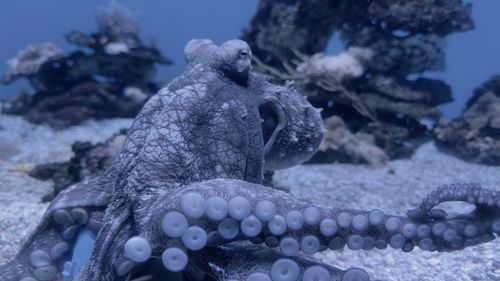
[0, 115, 498, 281]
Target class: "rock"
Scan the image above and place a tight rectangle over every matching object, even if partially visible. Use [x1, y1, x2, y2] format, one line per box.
[0, 115, 132, 264]
[29, 129, 128, 201]
[243, 0, 466, 160]
[309, 116, 388, 167]
[2, 3, 171, 128]
[2, 43, 63, 86]
[367, 0, 473, 34]
[435, 75, 500, 165]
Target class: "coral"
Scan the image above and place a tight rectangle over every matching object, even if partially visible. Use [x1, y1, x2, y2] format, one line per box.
[0, 39, 498, 281]
[366, 0, 473, 34]
[243, 0, 472, 161]
[311, 115, 388, 167]
[243, 0, 343, 67]
[2, 4, 171, 128]
[11, 83, 149, 128]
[2, 43, 63, 88]
[435, 75, 500, 165]
[96, 3, 140, 46]
[359, 75, 452, 119]
[296, 47, 373, 82]
[344, 30, 446, 74]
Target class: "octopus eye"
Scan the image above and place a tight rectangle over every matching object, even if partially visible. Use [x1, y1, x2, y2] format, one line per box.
[239, 49, 249, 59]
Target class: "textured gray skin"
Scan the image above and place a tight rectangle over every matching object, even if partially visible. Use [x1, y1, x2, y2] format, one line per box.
[1, 39, 499, 281]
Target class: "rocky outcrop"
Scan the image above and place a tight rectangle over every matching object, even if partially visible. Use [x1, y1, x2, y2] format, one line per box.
[243, 0, 471, 160]
[2, 4, 171, 128]
[435, 75, 500, 165]
[29, 130, 127, 200]
[310, 116, 389, 167]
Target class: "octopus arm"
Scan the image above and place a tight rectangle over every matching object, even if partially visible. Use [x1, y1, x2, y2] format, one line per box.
[0, 177, 109, 281]
[118, 179, 498, 280]
[203, 243, 366, 281]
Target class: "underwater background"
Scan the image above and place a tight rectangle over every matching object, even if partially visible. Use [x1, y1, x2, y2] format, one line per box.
[1, 0, 500, 117]
[0, 1, 499, 281]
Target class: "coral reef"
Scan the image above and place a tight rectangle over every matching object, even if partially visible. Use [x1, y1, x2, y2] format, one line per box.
[0, 39, 498, 281]
[2, 4, 171, 128]
[435, 75, 500, 165]
[243, 0, 470, 161]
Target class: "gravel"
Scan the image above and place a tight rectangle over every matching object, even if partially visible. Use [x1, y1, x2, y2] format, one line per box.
[0, 115, 498, 281]
[275, 142, 500, 281]
[0, 115, 132, 263]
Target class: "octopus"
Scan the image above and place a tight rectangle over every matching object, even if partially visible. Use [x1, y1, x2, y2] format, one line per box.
[1, 39, 499, 281]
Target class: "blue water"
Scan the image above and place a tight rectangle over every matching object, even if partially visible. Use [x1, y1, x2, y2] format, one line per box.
[0, 0, 499, 117]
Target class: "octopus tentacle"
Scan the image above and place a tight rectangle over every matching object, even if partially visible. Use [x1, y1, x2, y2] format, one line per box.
[76, 205, 137, 281]
[408, 182, 500, 220]
[1, 227, 68, 281]
[48, 177, 111, 212]
[0, 178, 110, 281]
[202, 243, 370, 281]
[0, 206, 101, 281]
[133, 178, 498, 274]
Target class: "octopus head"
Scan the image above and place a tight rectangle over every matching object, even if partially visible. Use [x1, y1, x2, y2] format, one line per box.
[214, 39, 253, 85]
[183, 39, 252, 85]
[183, 38, 324, 170]
[258, 82, 324, 170]
[184, 39, 217, 64]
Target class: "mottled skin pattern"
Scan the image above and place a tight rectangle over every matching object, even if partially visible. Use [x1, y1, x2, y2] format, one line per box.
[1, 39, 499, 281]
